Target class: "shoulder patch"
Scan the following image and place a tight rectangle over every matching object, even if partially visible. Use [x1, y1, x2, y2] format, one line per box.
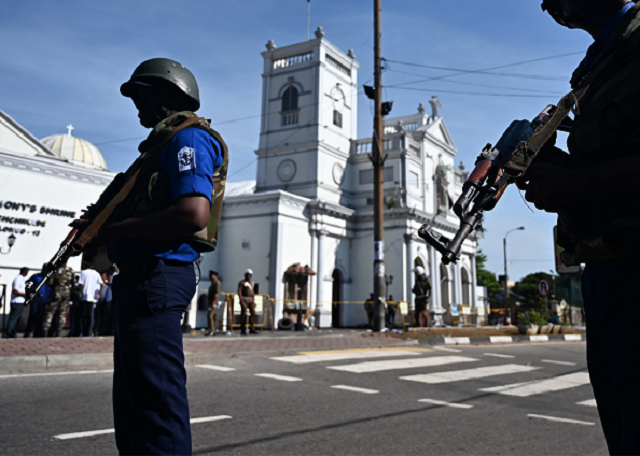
[178, 146, 196, 172]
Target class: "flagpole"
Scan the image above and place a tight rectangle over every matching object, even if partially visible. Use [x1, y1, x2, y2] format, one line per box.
[307, 0, 311, 41]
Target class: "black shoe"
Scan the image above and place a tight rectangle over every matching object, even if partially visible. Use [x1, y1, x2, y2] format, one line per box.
[249, 329, 259, 334]
[240, 330, 248, 336]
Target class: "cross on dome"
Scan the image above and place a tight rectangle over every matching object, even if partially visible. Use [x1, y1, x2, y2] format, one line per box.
[66, 124, 74, 136]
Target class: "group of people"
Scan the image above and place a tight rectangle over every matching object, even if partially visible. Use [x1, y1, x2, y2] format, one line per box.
[4, 262, 116, 338]
[363, 266, 433, 329]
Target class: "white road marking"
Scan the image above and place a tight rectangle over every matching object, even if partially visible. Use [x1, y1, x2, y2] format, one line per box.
[541, 359, 576, 366]
[401, 364, 538, 384]
[196, 364, 236, 372]
[419, 399, 473, 409]
[490, 336, 513, 343]
[577, 399, 597, 407]
[443, 337, 470, 345]
[433, 346, 462, 353]
[564, 334, 583, 341]
[0, 370, 113, 380]
[255, 373, 302, 382]
[481, 372, 590, 397]
[530, 335, 549, 342]
[271, 350, 421, 364]
[327, 356, 477, 374]
[483, 353, 515, 359]
[331, 385, 379, 394]
[528, 414, 594, 426]
[54, 415, 232, 440]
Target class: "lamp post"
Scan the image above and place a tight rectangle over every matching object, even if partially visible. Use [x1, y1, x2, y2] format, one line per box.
[503, 227, 525, 303]
[0, 234, 16, 255]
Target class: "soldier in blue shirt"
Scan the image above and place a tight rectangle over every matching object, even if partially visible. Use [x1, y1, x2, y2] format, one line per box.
[77, 58, 228, 455]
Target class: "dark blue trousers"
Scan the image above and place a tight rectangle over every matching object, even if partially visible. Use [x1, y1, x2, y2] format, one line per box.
[112, 259, 195, 455]
[583, 256, 640, 455]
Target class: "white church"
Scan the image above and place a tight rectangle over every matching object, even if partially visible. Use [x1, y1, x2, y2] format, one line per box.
[203, 28, 480, 328]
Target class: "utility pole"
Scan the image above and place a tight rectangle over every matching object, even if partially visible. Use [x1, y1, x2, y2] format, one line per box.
[372, 0, 386, 332]
[503, 226, 525, 309]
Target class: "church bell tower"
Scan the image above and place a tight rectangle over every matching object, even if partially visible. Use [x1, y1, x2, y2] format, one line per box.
[255, 27, 359, 203]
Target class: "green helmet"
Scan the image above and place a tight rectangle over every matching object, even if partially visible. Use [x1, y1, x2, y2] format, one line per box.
[121, 58, 200, 111]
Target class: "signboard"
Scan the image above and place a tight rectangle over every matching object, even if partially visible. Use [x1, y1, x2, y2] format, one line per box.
[398, 301, 409, 316]
[462, 305, 471, 315]
[233, 295, 264, 315]
[554, 226, 582, 274]
[538, 277, 551, 297]
[497, 293, 505, 302]
[450, 303, 460, 317]
[477, 306, 486, 316]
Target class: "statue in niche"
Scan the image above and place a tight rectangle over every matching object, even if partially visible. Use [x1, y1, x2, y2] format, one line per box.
[435, 159, 452, 214]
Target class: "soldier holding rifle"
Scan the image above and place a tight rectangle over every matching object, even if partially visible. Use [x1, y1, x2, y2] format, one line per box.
[519, 1, 640, 452]
[68, 58, 228, 455]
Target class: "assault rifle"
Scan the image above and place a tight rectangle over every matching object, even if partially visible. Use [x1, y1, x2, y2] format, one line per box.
[418, 104, 573, 265]
[23, 170, 135, 305]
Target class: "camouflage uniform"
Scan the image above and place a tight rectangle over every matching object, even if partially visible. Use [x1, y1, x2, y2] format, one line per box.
[412, 274, 431, 327]
[42, 266, 73, 337]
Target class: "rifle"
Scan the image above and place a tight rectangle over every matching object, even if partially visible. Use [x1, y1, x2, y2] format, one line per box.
[23, 113, 207, 305]
[418, 103, 575, 265]
[23, 169, 140, 305]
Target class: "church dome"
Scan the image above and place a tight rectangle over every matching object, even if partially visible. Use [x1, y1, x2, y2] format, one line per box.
[41, 128, 107, 170]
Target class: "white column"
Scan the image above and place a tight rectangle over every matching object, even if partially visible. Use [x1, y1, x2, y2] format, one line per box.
[429, 245, 445, 327]
[309, 230, 318, 309]
[316, 230, 331, 328]
[470, 254, 478, 309]
[404, 234, 414, 305]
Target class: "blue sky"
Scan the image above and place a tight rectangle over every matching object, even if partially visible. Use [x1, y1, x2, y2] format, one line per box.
[0, 0, 594, 281]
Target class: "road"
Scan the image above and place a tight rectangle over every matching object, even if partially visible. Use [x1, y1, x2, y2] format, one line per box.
[0, 341, 606, 455]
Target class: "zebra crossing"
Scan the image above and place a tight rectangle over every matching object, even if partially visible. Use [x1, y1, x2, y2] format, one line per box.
[263, 345, 595, 419]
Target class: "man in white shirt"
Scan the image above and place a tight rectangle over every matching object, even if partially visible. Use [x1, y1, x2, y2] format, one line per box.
[78, 263, 104, 337]
[6, 267, 29, 338]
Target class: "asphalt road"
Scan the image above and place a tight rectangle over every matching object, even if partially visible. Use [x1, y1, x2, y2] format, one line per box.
[0, 342, 606, 455]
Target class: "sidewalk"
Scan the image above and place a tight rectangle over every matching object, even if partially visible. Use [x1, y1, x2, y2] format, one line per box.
[0, 330, 411, 373]
[0, 327, 586, 373]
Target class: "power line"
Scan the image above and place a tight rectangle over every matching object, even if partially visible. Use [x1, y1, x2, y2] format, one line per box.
[387, 68, 566, 95]
[383, 51, 583, 87]
[388, 86, 559, 98]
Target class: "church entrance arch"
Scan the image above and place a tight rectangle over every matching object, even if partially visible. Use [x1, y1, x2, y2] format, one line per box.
[440, 263, 450, 310]
[331, 269, 343, 327]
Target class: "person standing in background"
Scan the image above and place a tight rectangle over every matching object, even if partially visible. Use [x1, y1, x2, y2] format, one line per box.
[78, 263, 104, 337]
[6, 267, 29, 338]
[238, 269, 258, 335]
[206, 270, 221, 336]
[24, 266, 50, 338]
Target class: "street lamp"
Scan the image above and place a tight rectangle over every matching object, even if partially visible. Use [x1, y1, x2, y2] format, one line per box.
[503, 227, 525, 302]
[0, 234, 16, 255]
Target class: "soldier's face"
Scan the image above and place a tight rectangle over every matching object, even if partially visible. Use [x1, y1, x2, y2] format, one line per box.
[132, 90, 165, 128]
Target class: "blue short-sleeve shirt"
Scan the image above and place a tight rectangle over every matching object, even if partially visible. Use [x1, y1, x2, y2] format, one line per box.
[108, 127, 223, 264]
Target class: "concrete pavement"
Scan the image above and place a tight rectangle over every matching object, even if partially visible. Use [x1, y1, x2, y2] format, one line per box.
[0, 341, 603, 455]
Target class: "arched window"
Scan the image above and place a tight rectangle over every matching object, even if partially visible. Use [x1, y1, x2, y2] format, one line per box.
[282, 86, 299, 112]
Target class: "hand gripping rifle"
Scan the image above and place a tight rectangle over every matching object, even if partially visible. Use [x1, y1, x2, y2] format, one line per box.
[417, 87, 586, 265]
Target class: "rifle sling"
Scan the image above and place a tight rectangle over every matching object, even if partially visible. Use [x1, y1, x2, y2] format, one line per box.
[75, 115, 203, 249]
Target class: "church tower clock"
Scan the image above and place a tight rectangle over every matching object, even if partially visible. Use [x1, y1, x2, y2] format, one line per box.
[255, 27, 359, 204]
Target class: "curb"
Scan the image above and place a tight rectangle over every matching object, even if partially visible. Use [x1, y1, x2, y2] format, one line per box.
[417, 334, 586, 346]
[0, 335, 584, 373]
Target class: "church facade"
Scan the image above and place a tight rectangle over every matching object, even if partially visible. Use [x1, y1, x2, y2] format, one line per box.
[203, 28, 481, 328]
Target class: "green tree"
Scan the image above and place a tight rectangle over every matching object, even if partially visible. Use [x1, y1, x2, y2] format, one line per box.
[475, 250, 502, 307]
[511, 272, 557, 307]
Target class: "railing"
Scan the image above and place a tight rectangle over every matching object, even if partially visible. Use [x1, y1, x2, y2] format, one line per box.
[325, 54, 351, 76]
[273, 52, 314, 70]
[281, 111, 299, 126]
[355, 138, 392, 154]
